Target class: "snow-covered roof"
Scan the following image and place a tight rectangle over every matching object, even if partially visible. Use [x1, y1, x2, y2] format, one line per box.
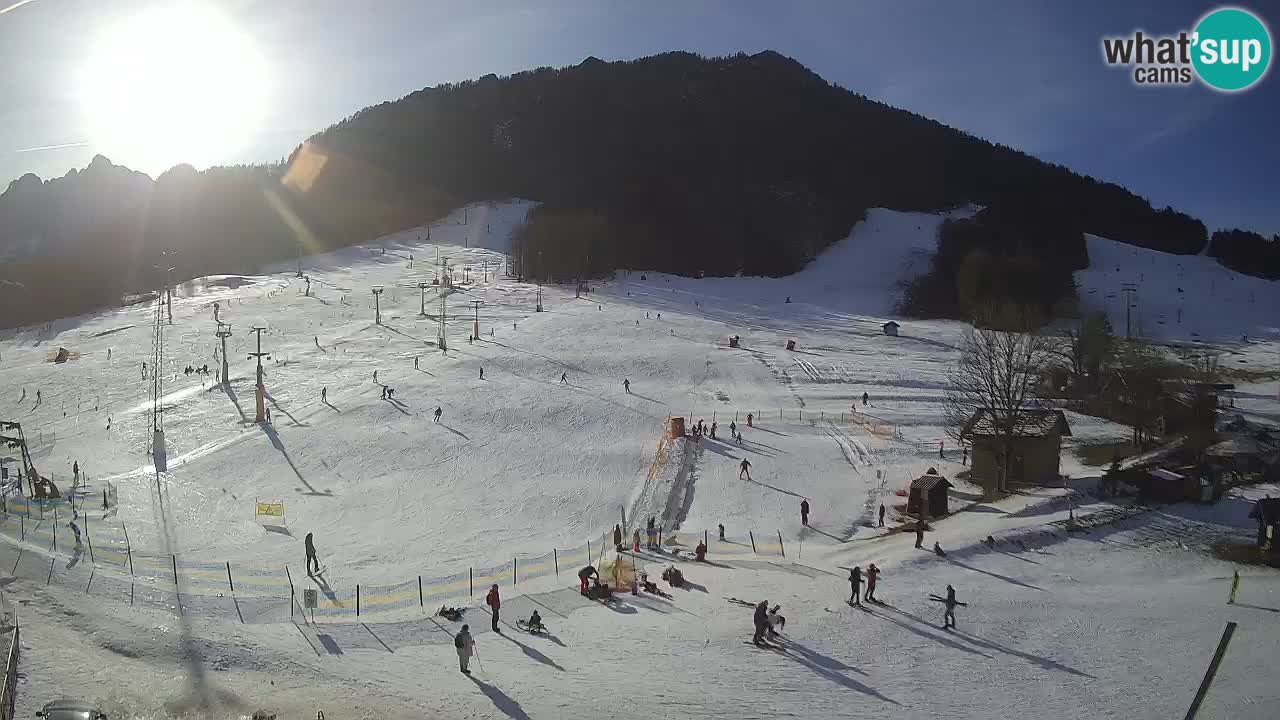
[962, 409, 1072, 438]
[911, 474, 951, 492]
[1148, 468, 1186, 483]
[1206, 435, 1267, 457]
[882, 321, 900, 328]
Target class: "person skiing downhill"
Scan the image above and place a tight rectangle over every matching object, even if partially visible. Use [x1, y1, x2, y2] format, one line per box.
[434, 406, 442, 422]
[753, 600, 770, 645]
[746, 413, 753, 428]
[710, 422, 717, 440]
[862, 391, 869, 406]
[623, 379, 631, 394]
[373, 370, 379, 384]
[479, 367, 484, 380]
[485, 584, 501, 632]
[304, 532, 320, 574]
[455, 624, 475, 674]
[878, 504, 886, 527]
[848, 566, 862, 605]
[800, 499, 810, 526]
[321, 387, 327, 403]
[864, 563, 881, 603]
[739, 458, 752, 480]
[560, 372, 568, 384]
[729, 421, 736, 437]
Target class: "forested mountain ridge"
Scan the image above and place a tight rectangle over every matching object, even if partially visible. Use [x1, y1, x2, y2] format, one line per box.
[2, 50, 1275, 330]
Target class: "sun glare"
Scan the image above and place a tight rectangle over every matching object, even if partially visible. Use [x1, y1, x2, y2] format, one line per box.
[79, 3, 269, 176]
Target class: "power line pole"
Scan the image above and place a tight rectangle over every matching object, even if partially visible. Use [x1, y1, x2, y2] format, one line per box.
[470, 300, 484, 340]
[216, 322, 232, 386]
[437, 287, 448, 351]
[372, 286, 384, 325]
[248, 326, 270, 423]
[536, 250, 544, 312]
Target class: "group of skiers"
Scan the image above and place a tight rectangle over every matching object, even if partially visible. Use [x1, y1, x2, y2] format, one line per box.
[839, 563, 963, 629]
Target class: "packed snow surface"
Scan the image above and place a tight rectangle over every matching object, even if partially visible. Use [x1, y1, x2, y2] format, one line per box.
[0, 202, 1277, 719]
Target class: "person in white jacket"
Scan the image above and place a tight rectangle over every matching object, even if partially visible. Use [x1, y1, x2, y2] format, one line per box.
[455, 624, 475, 674]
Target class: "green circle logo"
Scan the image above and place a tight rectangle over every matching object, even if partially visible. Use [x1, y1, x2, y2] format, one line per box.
[1192, 7, 1272, 91]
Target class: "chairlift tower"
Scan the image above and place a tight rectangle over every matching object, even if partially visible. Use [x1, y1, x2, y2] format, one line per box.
[418, 283, 431, 317]
[437, 288, 448, 351]
[470, 300, 484, 340]
[372, 286, 384, 325]
[216, 322, 232, 386]
[248, 326, 270, 422]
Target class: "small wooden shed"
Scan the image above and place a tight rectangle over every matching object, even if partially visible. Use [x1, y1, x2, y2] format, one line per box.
[907, 468, 952, 518]
[668, 416, 686, 439]
[882, 321, 900, 337]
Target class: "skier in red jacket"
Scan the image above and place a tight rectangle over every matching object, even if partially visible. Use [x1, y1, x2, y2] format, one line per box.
[485, 584, 501, 633]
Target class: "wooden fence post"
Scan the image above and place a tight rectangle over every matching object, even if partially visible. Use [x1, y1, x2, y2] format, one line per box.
[554, 549, 559, 577]
[171, 555, 178, 586]
[778, 530, 786, 558]
[285, 565, 294, 618]
[749, 531, 757, 553]
[84, 515, 94, 564]
[122, 522, 134, 576]
[513, 558, 518, 585]
[225, 561, 235, 592]
[469, 567, 473, 597]
[356, 585, 361, 617]
[419, 576, 424, 607]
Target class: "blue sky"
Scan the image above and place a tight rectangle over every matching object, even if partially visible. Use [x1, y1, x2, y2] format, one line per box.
[1, 0, 1276, 236]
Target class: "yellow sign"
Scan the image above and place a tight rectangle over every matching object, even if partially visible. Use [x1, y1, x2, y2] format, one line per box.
[255, 501, 284, 517]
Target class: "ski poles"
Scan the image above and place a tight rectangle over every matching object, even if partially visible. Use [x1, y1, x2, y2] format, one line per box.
[473, 645, 485, 673]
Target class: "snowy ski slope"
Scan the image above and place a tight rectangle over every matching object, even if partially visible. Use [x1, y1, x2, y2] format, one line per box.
[1, 202, 1277, 719]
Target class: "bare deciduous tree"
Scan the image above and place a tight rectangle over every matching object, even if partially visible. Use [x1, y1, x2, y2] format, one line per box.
[945, 305, 1056, 495]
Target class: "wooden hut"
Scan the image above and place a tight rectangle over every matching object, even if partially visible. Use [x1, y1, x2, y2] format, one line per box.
[907, 468, 952, 518]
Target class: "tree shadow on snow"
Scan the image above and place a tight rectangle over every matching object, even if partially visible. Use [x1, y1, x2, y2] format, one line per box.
[469, 676, 532, 720]
[949, 628, 1096, 678]
[260, 422, 333, 497]
[382, 397, 410, 415]
[945, 557, 1044, 592]
[865, 605, 992, 659]
[498, 626, 565, 671]
[439, 423, 470, 440]
[773, 639, 899, 704]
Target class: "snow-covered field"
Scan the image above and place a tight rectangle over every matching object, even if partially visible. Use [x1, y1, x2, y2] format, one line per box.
[1, 203, 1278, 719]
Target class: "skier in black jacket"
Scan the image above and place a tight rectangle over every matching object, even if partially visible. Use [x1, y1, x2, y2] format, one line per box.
[753, 600, 770, 644]
[848, 566, 862, 605]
